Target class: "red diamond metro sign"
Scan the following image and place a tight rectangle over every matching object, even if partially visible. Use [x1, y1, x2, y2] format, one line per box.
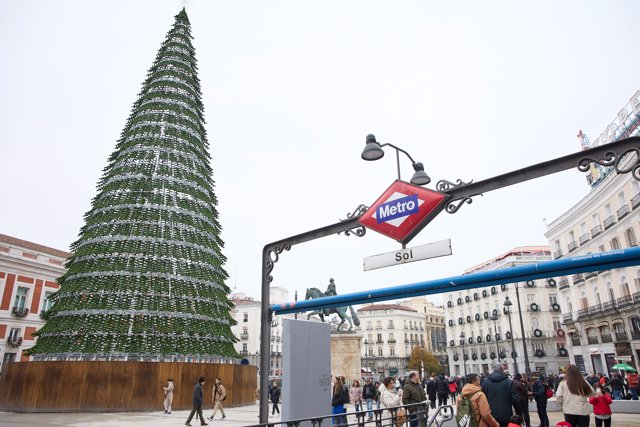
[358, 180, 449, 244]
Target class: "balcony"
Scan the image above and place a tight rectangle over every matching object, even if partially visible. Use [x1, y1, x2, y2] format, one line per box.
[376, 340, 384, 344]
[615, 332, 629, 342]
[632, 193, 640, 210]
[577, 308, 589, 319]
[579, 233, 591, 245]
[562, 313, 574, 323]
[602, 301, 617, 313]
[387, 325, 395, 329]
[591, 224, 603, 238]
[553, 249, 563, 259]
[634, 292, 640, 303]
[617, 295, 633, 309]
[388, 339, 396, 343]
[604, 215, 616, 230]
[572, 274, 584, 285]
[571, 336, 581, 346]
[631, 330, 640, 340]
[558, 279, 569, 290]
[601, 334, 613, 343]
[587, 336, 599, 345]
[375, 325, 383, 330]
[589, 304, 603, 315]
[11, 307, 29, 317]
[585, 271, 598, 279]
[568, 241, 578, 253]
[617, 204, 630, 220]
[239, 350, 249, 356]
[241, 333, 249, 340]
[7, 337, 23, 348]
[366, 326, 373, 330]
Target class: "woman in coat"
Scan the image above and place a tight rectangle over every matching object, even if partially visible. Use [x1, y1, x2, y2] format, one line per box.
[350, 380, 363, 414]
[163, 378, 174, 414]
[556, 364, 594, 427]
[381, 376, 403, 423]
[457, 373, 499, 427]
[331, 377, 348, 426]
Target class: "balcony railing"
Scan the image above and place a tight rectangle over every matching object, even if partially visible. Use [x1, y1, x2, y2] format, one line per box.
[632, 193, 640, 210]
[591, 224, 603, 238]
[241, 333, 249, 340]
[585, 271, 598, 279]
[631, 330, 640, 340]
[558, 278, 569, 290]
[602, 301, 617, 313]
[617, 295, 633, 308]
[587, 336, 599, 344]
[634, 292, 640, 303]
[589, 304, 603, 315]
[239, 350, 249, 355]
[571, 336, 581, 346]
[579, 233, 591, 245]
[7, 337, 22, 348]
[617, 204, 630, 220]
[615, 332, 629, 342]
[388, 325, 395, 329]
[562, 313, 573, 323]
[573, 274, 584, 284]
[11, 307, 29, 317]
[376, 340, 384, 344]
[388, 339, 396, 343]
[604, 215, 616, 230]
[577, 308, 589, 319]
[601, 334, 613, 343]
[568, 241, 578, 253]
[553, 249, 563, 259]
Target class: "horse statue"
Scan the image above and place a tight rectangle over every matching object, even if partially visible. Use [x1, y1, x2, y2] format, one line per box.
[305, 287, 361, 331]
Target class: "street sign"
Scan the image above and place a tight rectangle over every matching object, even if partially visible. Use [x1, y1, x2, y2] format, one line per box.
[363, 239, 452, 271]
[358, 180, 449, 244]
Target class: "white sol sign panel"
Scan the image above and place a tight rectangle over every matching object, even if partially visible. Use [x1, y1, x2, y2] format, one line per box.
[363, 239, 452, 271]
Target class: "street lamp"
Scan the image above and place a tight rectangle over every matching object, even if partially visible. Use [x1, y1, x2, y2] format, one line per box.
[459, 332, 468, 377]
[490, 314, 501, 363]
[361, 134, 431, 185]
[513, 282, 532, 374]
[503, 297, 519, 373]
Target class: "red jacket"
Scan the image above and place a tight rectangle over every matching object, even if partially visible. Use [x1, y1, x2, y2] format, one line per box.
[589, 393, 612, 415]
[628, 373, 639, 388]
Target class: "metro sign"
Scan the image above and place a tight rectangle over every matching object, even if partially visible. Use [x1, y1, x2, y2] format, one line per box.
[359, 180, 449, 244]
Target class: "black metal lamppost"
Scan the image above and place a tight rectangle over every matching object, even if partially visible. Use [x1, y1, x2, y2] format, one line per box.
[361, 134, 431, 185]
[503, 297, 519, 373]
[513, 283, 532, 374]
[459, 332, 468, 377]
[490, 314, 501, 363]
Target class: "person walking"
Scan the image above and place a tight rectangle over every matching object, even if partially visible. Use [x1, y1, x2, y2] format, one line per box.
[589, 382, 613, 427]
[363, 378, 376, 421]
[163, 378, 174, 414]
[449, 378, 458, 401]
[381, 376, 403, 424]
[512, 374, 531, 427]
[628, 371, 639, 400]
[207, 378, 226, 421]
[531, 376, 550, 427]
[426, 375, 437, 410]
[608, 373, 624, 400]
[435, 374, 449, 412]
[270, 382, 281, 417]
[402, 371, 427, 427]
[185, 376, 208, 427]
[350, 379, 363, 414]
[556, 364, 594, 427]
[481, 363, 519, 427]
[457, 373, 500, 427]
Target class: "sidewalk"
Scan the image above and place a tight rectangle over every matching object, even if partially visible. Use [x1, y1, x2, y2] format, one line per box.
[1, 402, 640, 427]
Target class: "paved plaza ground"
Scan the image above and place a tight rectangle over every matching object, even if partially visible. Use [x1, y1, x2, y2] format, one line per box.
[1, 402, 640, 427]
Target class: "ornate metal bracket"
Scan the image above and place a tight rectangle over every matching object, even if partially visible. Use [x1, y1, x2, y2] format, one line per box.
[338, 204, 368, 237]
[265, 243, 291, 284]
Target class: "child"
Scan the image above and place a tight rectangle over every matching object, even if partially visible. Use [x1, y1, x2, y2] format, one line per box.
[589, 382, 613, 427]
[507, 414, 522, 427]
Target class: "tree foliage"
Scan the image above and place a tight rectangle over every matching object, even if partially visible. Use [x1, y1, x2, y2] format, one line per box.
[407, 347, 443, 376]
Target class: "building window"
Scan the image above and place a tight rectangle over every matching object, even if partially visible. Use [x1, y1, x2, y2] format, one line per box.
[8, 328, 20, 341]
[553, 318, 562, 331]
[42, 291, 55, 312]
[242, 343, 247, 352]
[367, 321, 372, 330]
[389, 333, 394, 341]
[531, 318, 539, 329]
[378, 347, 383, 357]
[13, 287, 28, 310]
[390, 347, 395, 356]
[625, 228, 638, 247]
[527, 294, 535, 304]
[388, 320, 394, 329]
[548, 294, 558, 305]
[368, 347, 373, 356]
[243, 312, 248, 322]
[611, 237, 621, 250]
[377, 333, 383, 343]
[533, 342, 545, 351]
[376, 321, 382, 330]
[618, 192, 626, 207]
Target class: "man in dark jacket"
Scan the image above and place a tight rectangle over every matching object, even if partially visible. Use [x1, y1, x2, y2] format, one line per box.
[513, 374, 531, 427]
[532, 376, 549, 427]
[481, 363, 519, 427]
[363, 378, 376, 421]
[435, 374, 449, 412]
[426, 375, 437, 409]
[403, 371, 427, 427]
[185, 376, 208, 427]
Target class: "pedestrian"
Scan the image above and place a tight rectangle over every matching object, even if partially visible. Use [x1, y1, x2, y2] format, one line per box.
[381, 376, 403, 424]
[426, 375, 437, 410]
[375, 380, 383, 409]
[457, 373, 499, 427]
[589, 382, 613, 427]
[531, 376, 550, 427]
[513, 374, 531, 427]
[481, 363, 519, 427]
[363, 378, 376, 421]
[207, 377, 226, 421]
[449, 378, 458, 400]
[586, 373, 600, 387]
[350, 379, 363, 414]
[163, 378, 174, 414]
[185, 376, 208, 427]
[555, 364, 594, 427]
[608, 373, 624, 400]
[402, 371, 427, 427]
[507, 414, 523, 427]
[435, 374, 449, 412]
[331, 377, 348, 426]
[628, 371, 639, 400]
[270, 382, 281, 417]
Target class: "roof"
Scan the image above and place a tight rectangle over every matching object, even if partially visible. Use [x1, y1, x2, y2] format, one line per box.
[0, 233, 71, 259]
[464, 245, 551, 273]
[358, 304, 417, 313]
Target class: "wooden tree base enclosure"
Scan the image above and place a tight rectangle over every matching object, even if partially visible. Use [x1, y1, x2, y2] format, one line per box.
[0, 361, 257, 412]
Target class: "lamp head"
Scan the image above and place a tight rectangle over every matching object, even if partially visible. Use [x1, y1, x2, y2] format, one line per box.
[503, 297, 513, 307]
[490, 315, 498, 321]
[460, 332, 465, 339]
[410, 162, 431, 186]
[361, 134, 385, 161]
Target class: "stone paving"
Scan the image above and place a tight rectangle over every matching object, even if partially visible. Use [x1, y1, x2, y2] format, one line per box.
[1, 402, 640, 427]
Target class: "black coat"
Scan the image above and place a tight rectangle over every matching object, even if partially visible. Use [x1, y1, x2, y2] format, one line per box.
[271, 386, 281, 403]
[481, 372, 519, 423]
[426, 380, 437, 400]
[363, 383, 376, 400]
[532, 380, 548, 402]
[435, 377, 449, 396]
[332, 387, 347, 407]
[192, 382, 204, 406]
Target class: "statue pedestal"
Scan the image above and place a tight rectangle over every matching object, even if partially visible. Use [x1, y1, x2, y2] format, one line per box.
[330, 331, 361, 382]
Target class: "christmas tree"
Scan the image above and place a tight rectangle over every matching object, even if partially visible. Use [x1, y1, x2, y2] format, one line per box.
[30, 9, 238, 360]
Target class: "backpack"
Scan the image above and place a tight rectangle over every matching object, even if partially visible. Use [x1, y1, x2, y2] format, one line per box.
[456, 391, 479, 427]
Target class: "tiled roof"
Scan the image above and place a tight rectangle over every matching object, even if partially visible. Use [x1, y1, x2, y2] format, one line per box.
[0, 234, 70, 259]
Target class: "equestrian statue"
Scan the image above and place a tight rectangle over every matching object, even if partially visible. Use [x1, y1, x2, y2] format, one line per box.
[305, 278, 361, 331]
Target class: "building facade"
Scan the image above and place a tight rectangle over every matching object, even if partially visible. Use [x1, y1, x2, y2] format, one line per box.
[445, 247, 570, 377]
[357, 303, 426, 379]
[402, 296, 447, 372]
[0, 234, 68, 371]
[545, 162, 640, 375]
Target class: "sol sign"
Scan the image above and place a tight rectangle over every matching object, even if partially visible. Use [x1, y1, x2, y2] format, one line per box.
[358, 180, 449, 244]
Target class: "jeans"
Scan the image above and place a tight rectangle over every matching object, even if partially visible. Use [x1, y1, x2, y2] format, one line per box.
[409, 412, 418, 427]
[632, 387, 639, 400]
[612, 389, 623, 400]
[332, 405, 346, 426]
[536, 400, 549, 427]
[366, 398, 373, 418]
[564, 413, 590, 427]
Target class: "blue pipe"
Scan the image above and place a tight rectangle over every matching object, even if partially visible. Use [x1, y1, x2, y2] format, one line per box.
[271, 247, 640, 315]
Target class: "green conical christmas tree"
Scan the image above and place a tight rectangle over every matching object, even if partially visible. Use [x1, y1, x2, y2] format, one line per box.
[30, 9, 237, 360]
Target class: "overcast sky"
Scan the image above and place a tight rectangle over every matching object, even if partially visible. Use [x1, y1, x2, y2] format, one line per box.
[1, 1, 639, 307]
